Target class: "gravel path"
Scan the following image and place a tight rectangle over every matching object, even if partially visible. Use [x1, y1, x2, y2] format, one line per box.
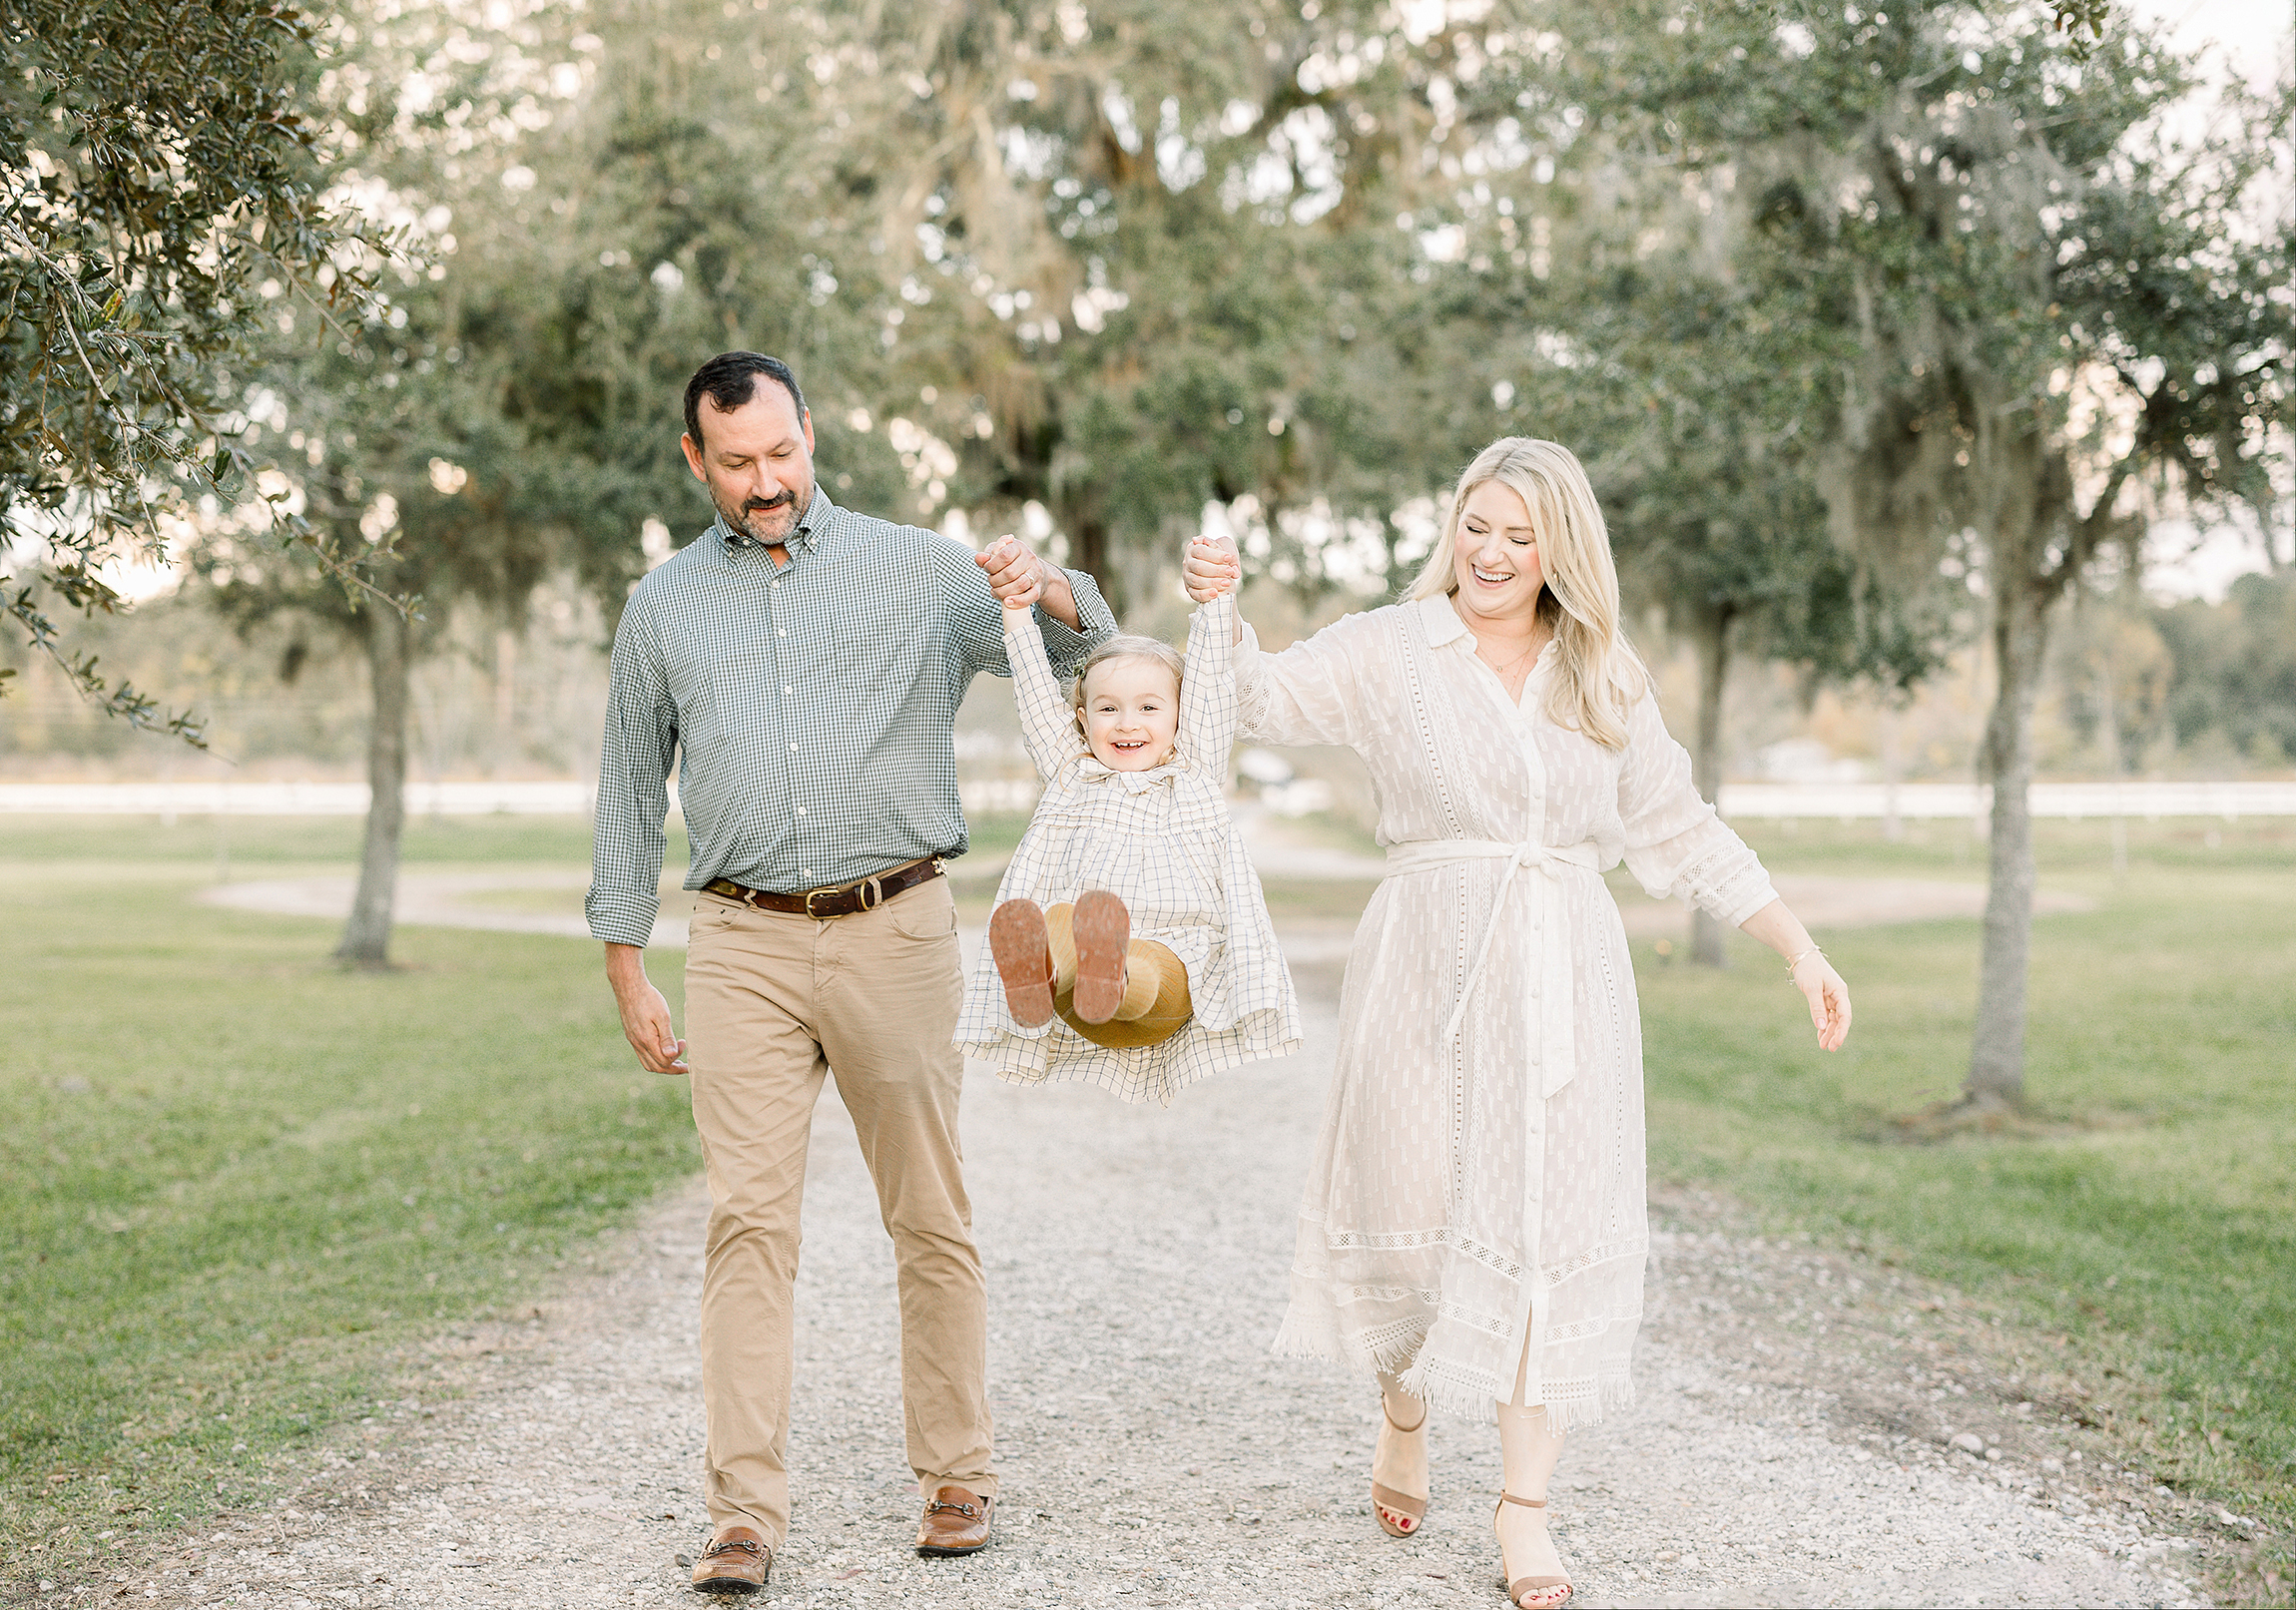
[112, 930, 2204, 1610]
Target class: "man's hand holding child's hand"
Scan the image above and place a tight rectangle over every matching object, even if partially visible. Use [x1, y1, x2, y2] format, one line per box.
[978, 534, 1046, 612]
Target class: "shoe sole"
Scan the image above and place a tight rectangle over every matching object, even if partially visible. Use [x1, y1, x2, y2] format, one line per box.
[916, 1540, 990, 1558]
[1068, 889, 1130, 1023]
[988, 899, 1056, 1027]
[691, 1574, 765, 1595]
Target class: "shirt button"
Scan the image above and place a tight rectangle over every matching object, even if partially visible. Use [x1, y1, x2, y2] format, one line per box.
[778, 628, 787, 637]
[788, 742, 798, 751]
[796, 805, 807, 815]
[784, 686, 793, 695]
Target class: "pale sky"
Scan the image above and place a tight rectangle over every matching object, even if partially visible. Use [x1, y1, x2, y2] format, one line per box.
[90, 0, 2295, 607]
[2126, 0, 2292, 92]
[2124, 0, 2294, 599]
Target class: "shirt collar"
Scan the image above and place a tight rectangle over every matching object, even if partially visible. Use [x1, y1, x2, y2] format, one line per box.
[1419, 592, 1471, 648]
[1078, 756, 1183, 793]
[714, 486, 832, 555]
[1431, 591, 1562, 702]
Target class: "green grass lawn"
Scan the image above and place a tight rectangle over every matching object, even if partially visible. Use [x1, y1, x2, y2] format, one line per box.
[0, 816, 704, 1590]
[2, 808, 2290, 1598]
[1635, 814, 2296, 1568]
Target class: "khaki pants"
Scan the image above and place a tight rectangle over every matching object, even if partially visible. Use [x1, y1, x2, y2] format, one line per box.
[683, 876, 992, 1549]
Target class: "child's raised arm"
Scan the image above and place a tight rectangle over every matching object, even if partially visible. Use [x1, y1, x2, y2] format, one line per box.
[1003, 590, 1083, 782]
[1178, 590, 1237, 772]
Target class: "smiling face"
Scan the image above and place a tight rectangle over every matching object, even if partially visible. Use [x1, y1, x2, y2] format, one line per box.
[1449, 477, 1548, 628]
[681, 379, 816, 548]
[1079, 656, 1181, 771]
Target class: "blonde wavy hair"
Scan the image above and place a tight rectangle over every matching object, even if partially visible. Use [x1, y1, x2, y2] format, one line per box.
[1407, 437, 1646, 751]
[1069, 633, 1184, 729]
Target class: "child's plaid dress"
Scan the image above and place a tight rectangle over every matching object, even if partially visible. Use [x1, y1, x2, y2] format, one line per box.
[954, 592, 1302, 1104]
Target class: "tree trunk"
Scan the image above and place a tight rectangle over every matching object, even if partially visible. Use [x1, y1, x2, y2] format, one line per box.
[1965, 563, 2050, 1109]
[1879, 701, 1905, 843]
[1072, 514, 1119, 619]
[338, 604, 411, 969]
[1688, 601, 1735, 967]
[2095, 620, 2128, 880]
[493, 625, 518, 771]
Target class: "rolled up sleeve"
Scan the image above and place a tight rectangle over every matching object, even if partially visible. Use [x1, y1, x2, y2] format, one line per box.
[1037, 566, 1117, 676]
[948, 555, 1117, 679]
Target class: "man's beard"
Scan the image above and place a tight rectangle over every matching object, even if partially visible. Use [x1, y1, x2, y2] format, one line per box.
[718, 479, 809, 544]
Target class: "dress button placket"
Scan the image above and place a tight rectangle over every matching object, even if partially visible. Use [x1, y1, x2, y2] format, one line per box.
[1514, 705, 1553, 1406]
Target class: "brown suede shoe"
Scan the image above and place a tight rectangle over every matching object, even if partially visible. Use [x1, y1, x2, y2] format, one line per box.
[915, 1485, 994, 1556]
[1067, 889, 1131, 1023]
[690, 1526, 771, 1595]
[989, 898, 1056, 1026]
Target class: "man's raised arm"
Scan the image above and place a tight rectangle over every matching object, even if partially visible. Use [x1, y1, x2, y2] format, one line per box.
[961, 534, 1117, 677]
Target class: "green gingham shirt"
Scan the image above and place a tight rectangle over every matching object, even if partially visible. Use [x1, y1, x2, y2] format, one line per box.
[584, 490, 1116, 947]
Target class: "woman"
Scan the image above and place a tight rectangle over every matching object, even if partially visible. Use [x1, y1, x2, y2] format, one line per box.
[1182, 438, 1851, 1609]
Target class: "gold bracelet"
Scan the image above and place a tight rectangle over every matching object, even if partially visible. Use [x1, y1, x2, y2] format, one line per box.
[1785, 944, 1825, 980]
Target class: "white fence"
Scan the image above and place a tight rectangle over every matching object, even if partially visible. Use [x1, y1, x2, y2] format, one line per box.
[0, 778, 2290, 820]
[1714, 781, 2296, 821]
[0, 780, 596, 817]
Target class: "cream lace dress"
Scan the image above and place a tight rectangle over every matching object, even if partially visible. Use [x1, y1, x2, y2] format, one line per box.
[956, 592, 1302, 1105]
[1239, 594, 1778, 1426]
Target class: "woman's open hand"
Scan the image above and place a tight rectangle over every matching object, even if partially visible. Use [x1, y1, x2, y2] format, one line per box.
[1794, 952, 1853, 1051]
[1738, 899, 1853, 1052]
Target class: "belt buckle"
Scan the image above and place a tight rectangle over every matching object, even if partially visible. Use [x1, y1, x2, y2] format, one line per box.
[806, 869, 892, 919]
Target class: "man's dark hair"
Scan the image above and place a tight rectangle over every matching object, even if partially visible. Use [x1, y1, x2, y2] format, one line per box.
[683, 351, 807, 450]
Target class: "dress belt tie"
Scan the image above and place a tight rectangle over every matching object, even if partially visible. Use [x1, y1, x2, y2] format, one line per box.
[1383, 838, 1602, 1101]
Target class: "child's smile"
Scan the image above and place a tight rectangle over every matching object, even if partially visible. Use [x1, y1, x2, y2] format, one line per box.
[1080, 658, 1180, 772]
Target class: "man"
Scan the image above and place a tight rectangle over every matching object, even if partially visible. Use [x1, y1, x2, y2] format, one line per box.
[586, 351, 1115, 1596]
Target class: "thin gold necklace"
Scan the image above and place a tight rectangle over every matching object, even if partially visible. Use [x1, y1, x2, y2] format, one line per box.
[1477, 628, 1544, 680]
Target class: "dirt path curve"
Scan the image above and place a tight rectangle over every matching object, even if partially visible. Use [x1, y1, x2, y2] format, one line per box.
[114, 926, 2207, 1610]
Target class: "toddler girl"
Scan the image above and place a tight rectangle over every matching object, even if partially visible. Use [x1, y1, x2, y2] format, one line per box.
[953, 573, 1301, 1104]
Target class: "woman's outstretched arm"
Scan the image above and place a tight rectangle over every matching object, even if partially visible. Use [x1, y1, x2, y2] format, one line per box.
[1615, 685, 1851, 1050]
[1737, 898, 1853, 1051]
[1181, 534, 1372, 749]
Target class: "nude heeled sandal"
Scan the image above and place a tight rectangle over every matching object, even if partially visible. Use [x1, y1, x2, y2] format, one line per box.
[1493, 1491, 1573, 1608]
[1370, 1400, 1429, 1538]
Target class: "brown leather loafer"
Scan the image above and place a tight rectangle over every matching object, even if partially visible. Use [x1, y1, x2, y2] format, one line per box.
[690, 1526, 771, 1595]
[915, 1485, 994, 1556]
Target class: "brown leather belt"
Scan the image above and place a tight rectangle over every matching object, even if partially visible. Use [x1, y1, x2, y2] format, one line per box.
[703, 855, 944, 919]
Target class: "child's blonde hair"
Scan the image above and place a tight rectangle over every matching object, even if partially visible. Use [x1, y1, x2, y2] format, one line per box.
[1069, 634, 1184, 729]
